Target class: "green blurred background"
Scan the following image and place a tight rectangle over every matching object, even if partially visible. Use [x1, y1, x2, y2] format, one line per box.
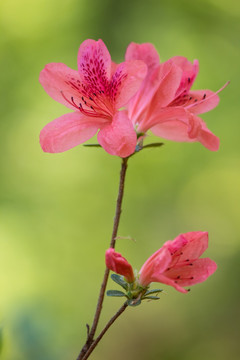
[0, 0, 239, 359]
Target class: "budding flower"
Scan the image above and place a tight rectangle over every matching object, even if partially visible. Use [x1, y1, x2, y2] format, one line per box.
[105, 248, 135, 283]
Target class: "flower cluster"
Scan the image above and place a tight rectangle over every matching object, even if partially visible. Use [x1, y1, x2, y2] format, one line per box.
[105, 232, 217, 304]
[39, 39, 226, 157]
[40, 39, 222, 309]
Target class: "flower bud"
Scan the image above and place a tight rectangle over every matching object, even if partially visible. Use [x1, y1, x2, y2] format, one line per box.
[105, 249, 135, 283]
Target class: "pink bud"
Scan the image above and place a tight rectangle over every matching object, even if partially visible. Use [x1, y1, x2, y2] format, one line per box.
[105, 248, 135, 283]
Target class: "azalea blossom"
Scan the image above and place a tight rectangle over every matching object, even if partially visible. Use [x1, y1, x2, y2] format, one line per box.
[39, 39, 147, 157]
[106, 232, 217, 294]
[125, 42, 227, 151]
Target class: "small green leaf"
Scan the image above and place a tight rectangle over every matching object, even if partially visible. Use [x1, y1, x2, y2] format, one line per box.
[142, 295, 160, 300]
[142, 142, 164, 149]
[145, 289, 163, 296]
[110, 274, 128, 290]
[127, 298, 142, 307]
[83, 144, 102, 147]
[107, 290, 126, 297]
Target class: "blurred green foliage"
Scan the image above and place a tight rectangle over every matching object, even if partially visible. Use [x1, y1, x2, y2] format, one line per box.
[0, 0, 239, 359]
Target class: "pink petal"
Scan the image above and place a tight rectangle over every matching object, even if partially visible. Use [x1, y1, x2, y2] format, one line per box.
[111, 61, 118, 77]
[139, 247, 172, 287]
[135, 63, 183, 132]
[150, 109, 219, 151]
[163, 235, 188, 255]
[148, 60, 183, 109]
[171, 57, 199, 97]
[125, 43, 160, 124]
[173, 232, 209, 261]
[129, 60, 182, 129]
[125, 42, 160, 71]
[39, 63, 83, 110]
[77, 39, 112, 89]
[163, 258, 217, 287]
[192, 115, 220, 151]
[97, 111, 137, 157]
[127, 66, 163, 125]
[186, 81, 229, 115]
[150, 107, 192, 142]
[40, 112, 101, 153]
[105, 248, 135, 283]
[114, 60, 147, 109]
[197, 127, 220, 151]
[148, 274, 189, 293]
[185, 90, 220, 114]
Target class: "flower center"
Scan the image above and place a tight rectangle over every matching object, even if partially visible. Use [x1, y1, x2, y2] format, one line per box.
[61, 86, 114, 120]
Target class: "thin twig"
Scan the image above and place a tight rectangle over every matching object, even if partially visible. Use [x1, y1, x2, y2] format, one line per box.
[82, 303, 128, 360]
[77, 157, 129, 360]
[110, 157, 128, 248]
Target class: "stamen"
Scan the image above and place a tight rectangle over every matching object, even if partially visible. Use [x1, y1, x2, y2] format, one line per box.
[61, 91, 111, 120]
[186, 81, 230, 110]
[78, 103, 109, 119]
[61, 91, 79, 110]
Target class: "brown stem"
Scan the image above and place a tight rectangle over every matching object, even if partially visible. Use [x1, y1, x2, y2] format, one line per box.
[82, 303, 128, 360]
[77, 157, 129, 360]
[110, 157, 128, 248]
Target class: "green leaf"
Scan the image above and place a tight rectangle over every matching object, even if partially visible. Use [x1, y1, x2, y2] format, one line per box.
[110, 274, 128, 290]
[145, 289, 163, 296]
[142, 295, 160, 300]
[83, 144, 102, 147]
[127, 298, 142, 307]
[107, 290, 126, 297]
[142, 142, 164, 149]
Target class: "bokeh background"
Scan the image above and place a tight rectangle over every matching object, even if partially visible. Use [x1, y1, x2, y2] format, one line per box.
[0, 0, 239, 359]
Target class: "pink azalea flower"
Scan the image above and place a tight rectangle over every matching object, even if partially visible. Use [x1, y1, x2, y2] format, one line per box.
[105, 248, 135, 283]
[39, 39, 147, 157]
[106, 232, 217, 293]
[125, 42, 228, 151]
[139, 231, 217, 293]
